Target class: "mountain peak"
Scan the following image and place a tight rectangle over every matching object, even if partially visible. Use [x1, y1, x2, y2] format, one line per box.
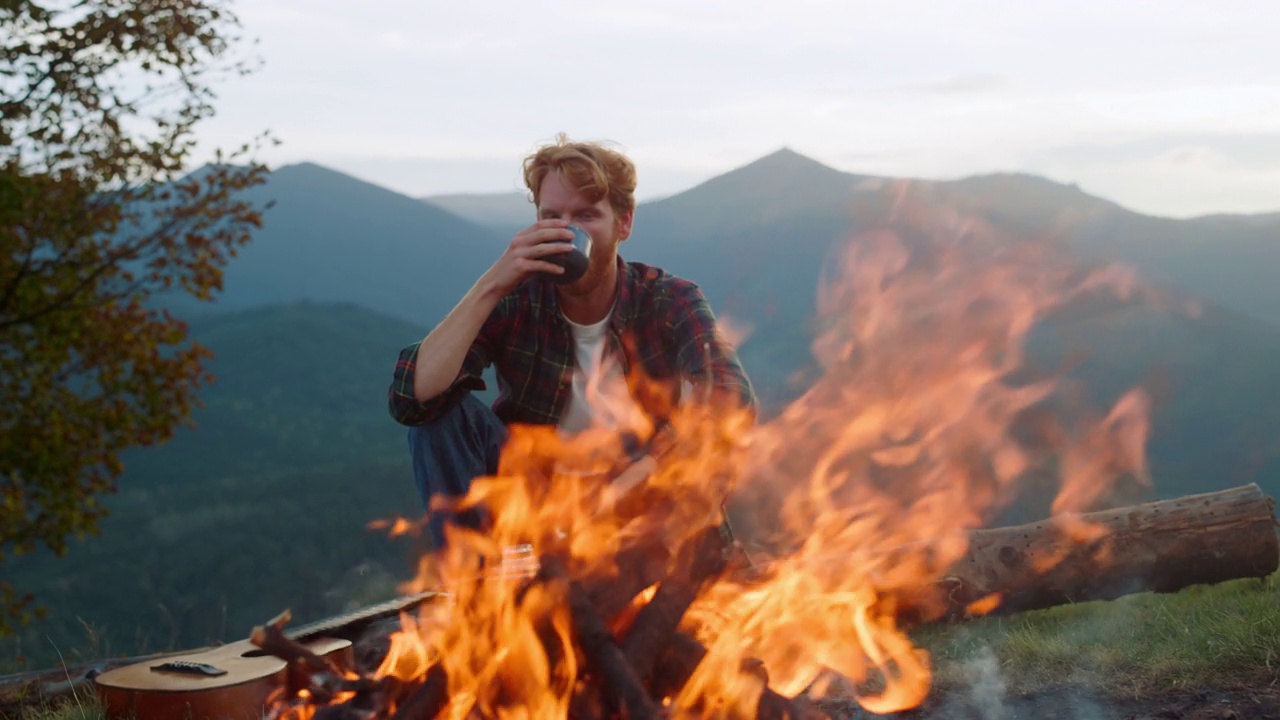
[749, 146, 833, 169]
[637, 148, 868, 239]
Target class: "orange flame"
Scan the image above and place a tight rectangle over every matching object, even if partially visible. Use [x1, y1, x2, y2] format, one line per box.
[351, 182, 1157, 718]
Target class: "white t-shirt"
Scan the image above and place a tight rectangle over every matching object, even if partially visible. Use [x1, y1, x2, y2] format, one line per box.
[558, 312, 636, 435]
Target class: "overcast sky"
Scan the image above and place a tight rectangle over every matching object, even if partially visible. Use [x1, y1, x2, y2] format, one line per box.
[195, 0, 1280, 218]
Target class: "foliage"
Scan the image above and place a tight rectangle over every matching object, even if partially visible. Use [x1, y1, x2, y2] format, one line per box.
[0, 0, 271, 634]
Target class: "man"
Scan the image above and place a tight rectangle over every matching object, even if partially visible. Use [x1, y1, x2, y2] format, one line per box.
[388, 135, 756, 547]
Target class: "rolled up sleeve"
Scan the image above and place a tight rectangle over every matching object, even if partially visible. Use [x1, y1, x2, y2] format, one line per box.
[388, 340, 493, 425]
[389, 299, 512, 425]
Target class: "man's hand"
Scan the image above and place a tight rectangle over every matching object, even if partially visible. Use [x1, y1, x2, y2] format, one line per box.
[481, 219, 577, 298]
[409, 219, 571, 402]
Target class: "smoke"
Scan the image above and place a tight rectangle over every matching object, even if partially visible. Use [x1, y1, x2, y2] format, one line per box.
[959, 646, 1009, 720]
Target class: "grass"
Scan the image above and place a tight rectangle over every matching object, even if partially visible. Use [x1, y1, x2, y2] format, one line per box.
[5, 696, 104, 720]
[1, 671, 106, 720]
[914, 572, 1280, 698]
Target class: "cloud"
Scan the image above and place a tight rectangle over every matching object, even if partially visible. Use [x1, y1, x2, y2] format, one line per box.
[192, 0, 1280, 217]
[1022, 132, 1280, 217]
[1034, 133, 1280, 173]
[891, 73, 1009, 96]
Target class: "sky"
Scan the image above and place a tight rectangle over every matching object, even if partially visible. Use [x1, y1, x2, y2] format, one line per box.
[195, 0, 1280, 218]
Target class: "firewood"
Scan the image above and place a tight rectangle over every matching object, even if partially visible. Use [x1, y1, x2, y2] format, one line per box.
[387, 665, 448, 720]
[580, 534, 672, 621]
[541, 555, 662, 720]
[567, 683, 605, 720]
[652, 631, 827, 720]
[250, 610, 337, 674]
[312, 702, 378, 720]
[919, 483, 1280, 621]
[621, 524, 730, 683]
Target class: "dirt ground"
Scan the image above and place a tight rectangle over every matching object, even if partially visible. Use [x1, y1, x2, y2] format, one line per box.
[821, 686, 1280, 720]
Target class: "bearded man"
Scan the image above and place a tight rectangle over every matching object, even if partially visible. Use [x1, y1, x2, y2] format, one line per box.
[388, 135, 755, 547]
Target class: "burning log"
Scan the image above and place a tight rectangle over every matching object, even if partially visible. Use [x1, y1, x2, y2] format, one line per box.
[922, 483, 1280, 622]
[651, 631, 826, 720]
[620, 524, 731, 684]
[541, 555, 662, 720]
[386, 666, 448, 720]
[580, 534, 671, 622]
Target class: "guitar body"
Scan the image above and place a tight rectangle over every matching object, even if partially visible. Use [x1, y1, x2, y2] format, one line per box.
[91, 591, 439, 720]
[94, 636, 353, 720]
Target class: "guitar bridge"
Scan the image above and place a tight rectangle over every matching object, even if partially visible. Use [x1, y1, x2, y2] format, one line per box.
[150, 660, 228, 677]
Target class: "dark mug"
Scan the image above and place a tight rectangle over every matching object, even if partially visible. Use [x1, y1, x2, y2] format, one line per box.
[545, 224, 592, 284]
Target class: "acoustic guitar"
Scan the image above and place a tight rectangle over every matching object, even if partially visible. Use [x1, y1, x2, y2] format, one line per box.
[94, 591, 439, 720]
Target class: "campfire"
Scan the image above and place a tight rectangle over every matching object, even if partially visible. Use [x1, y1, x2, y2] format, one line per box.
[256, 184, 1253, 720]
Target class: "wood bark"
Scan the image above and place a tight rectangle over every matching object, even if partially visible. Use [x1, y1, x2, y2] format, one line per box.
[917, 483, 1279, 622]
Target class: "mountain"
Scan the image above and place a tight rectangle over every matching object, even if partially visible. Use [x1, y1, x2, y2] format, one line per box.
[637, 156, 1280, 329]
[176, 156, 1280, 506]
[940, 173, 1280, 328]
[413, 151, 1280, 330]
[170, 162, 507, 328]
[421, 191, 531, 237]
[639, 148, 875, 241]
[207, 156, 1280, 332]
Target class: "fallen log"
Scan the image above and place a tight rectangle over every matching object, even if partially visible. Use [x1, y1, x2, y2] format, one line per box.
[920, 482, 1279, 622]
[637, 485, 1277, 717]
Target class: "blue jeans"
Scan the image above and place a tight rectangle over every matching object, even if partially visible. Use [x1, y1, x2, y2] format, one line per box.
[407, 394, 508, 549]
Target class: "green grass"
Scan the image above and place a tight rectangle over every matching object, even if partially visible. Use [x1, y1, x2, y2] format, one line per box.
[915, 572, 1280, 697]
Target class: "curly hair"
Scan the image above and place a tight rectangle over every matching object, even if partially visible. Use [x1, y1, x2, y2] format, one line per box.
[522, 133, 637, 217]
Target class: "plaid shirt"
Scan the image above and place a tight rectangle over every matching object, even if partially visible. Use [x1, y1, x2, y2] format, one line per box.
[388, 258, 756, 427]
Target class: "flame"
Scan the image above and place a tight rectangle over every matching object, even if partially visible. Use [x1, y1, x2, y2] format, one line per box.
[667, 183, 1153, 714]
[309, 183, 1157, 718]
[368, 516, 418, 537]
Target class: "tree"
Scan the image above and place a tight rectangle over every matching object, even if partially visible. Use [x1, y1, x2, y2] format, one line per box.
[0, 0, 271, 634]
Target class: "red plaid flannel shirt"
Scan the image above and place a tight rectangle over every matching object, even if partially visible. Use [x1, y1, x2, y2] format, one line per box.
[388, 259, 756, 427]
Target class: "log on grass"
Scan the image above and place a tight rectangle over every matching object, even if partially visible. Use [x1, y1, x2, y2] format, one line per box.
[933, 483, 1279, 620]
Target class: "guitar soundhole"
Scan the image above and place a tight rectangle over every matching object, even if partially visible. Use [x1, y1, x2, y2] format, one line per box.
[241, 648, 270, 658]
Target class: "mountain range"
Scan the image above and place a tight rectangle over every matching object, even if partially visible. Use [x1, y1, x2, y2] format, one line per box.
[428, 149, 1280, 329]
[4, 148, 1278, 669]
